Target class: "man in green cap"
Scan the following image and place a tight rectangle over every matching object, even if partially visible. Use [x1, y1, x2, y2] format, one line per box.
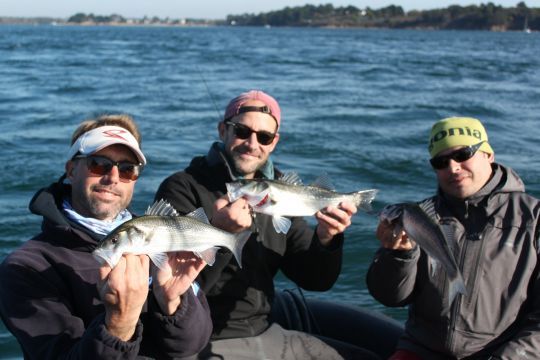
[367, 117, 540, 359]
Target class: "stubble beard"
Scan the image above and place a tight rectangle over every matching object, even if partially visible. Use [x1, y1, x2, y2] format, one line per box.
[231, 152, 264, 177]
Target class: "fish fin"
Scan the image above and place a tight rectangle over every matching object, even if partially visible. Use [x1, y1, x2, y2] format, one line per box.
[279, 172, 303, 185]
[146, 199, 179, 216]
[231, 230, 252, 268]
[448, 273, 467, 305]
[194, 247, 219, 266]
[311, 174, 335, 191]
[149, 252, 170, 270]
[353, 189, 378, 212]
[186, 207, 210, 224]
[272, 216, 292, 234]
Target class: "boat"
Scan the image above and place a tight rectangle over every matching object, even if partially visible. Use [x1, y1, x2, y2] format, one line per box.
[524, 17, 531, 33]
[271, 288, 404, 359]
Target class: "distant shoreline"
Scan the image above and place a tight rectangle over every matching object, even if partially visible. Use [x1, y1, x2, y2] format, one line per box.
[1, 3, 538, 31]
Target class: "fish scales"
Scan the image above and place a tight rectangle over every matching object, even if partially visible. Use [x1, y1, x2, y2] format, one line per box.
[268, 183, 368, 216]
[93, 200, 251, 269]
[126, 216, 242, 250]
[226, 176, 377, 234]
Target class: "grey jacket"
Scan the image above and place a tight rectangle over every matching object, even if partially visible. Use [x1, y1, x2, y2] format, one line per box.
[367, 163, 540, 359]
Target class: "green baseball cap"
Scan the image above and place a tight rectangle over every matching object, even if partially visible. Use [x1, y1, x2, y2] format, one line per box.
[428, 117, 494, 158]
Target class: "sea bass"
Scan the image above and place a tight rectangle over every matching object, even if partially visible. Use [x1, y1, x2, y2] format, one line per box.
[226, 173, 378, 234]
[93, 199, 251, 269]
[380, 202, 467, 304]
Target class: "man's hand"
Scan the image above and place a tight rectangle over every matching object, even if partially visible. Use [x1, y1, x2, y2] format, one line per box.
[152, 252, 206, 315]
[211, 195, 252, 233]
[98, 254, 149, 341]
[376, 220, 416, 251]
[315, 201, 357, 246]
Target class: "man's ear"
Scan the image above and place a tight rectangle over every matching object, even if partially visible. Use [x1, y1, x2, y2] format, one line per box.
[218, 121, 226, 141]
[65, 160, 75, 179]
[488, 152, 495, 163]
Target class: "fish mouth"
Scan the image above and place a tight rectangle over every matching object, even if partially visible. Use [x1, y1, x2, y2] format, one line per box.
[92, 249, 118, 268]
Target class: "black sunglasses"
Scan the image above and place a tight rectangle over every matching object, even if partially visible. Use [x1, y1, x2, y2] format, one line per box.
[74, 155, 143, 182]
[430, 141, 485, 170]
[224, 121, 276, 145]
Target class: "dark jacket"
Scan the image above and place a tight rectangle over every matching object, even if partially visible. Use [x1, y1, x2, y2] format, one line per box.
[154, 143, 344, 339]
[0, 180, 212, 360]
[367, 163, 540, 360]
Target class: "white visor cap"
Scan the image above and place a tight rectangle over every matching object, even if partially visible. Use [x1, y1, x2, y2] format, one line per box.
[68, 125, 146, 165]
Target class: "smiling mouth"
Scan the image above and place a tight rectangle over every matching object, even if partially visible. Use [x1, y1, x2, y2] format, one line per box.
[94, 187, 119, 196]
[235, 150, 258, 159]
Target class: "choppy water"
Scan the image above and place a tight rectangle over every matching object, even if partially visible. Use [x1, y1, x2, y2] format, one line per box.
[0, 25, 539, 357]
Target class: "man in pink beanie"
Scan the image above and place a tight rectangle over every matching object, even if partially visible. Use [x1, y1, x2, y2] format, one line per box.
[155, 90, 378, 359]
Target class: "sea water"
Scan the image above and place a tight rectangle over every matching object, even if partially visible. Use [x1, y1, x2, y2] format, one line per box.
[0, 25, 538, 357]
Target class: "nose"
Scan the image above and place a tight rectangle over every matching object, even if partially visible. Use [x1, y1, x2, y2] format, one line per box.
[101, 164, 120, 183]
[447, 159, 462, 173]
[245, 131, 260, 147]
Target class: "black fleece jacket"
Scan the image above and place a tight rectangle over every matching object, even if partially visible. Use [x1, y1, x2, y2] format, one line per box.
[0, 180, 212, 359]
[154, 143, 344, 340]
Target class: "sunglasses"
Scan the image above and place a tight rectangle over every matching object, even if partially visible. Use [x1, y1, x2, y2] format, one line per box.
[224, 121, 276, 145]
[430, 141, 485, 170]
[74, 155, 143, 182]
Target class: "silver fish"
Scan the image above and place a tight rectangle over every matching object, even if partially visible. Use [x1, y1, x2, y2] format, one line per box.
[93, 199, 251, 269]
[226, 173, 378, 234]
[380, 202, 467, 304]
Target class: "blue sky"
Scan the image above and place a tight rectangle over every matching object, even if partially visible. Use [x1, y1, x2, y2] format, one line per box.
[2, 0, 537, 19]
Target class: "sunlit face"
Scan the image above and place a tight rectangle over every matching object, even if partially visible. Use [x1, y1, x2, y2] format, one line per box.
[219, 100, 279, 179]
[434, 146, 494, 199]
[66, 144, 138, 221]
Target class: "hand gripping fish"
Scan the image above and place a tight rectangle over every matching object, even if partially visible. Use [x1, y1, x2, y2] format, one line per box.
[93, 199, 251, 269]
[226, 172, 378, 234]
[380, 202, 467, 305]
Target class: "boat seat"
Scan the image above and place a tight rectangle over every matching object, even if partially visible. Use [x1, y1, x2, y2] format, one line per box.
[271, 288, 404, 359]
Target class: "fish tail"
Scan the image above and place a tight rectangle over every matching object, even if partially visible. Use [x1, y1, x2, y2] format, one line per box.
[352, 189, 378, 212]
[231, 230, 251, 268]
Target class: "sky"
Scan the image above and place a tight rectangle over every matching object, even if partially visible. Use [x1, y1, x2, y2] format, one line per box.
[2, 0, 538, 20]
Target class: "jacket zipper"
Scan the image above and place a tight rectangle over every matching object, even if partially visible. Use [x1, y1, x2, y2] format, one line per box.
[447, 202, 469, 353]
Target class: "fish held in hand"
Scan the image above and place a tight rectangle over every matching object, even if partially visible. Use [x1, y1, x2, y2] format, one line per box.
[380, 202, 467, 304]
[227, 173, 378, 234]
[93, 199, 251, 269]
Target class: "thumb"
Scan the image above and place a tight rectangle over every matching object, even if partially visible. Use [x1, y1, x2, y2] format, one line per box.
[214, 194, 232, 211]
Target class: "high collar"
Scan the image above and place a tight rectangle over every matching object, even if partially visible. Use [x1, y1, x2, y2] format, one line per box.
[29, 177, 108, 248]
[438, 163, 525, 222]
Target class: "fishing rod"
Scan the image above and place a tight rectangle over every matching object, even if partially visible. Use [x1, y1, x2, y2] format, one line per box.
[196, 64, 222, 122]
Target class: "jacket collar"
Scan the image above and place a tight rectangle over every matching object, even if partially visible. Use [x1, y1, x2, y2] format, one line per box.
[437, 163, 525, 221]
[29, 177, 107, 248]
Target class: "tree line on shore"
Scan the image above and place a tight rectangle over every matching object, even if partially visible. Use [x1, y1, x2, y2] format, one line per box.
[1, 2, 538, 31]
[226, 2, 538, 30]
